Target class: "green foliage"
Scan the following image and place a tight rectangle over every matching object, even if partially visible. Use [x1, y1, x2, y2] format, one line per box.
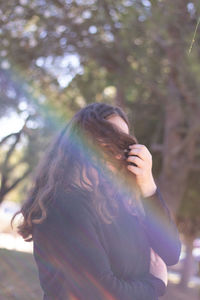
[0, 0, 200, 238]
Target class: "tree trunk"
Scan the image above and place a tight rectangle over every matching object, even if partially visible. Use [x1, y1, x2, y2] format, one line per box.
[115, 81, 126, 109]
[157, 167, 188, 216]
[179, 235, 195, 289]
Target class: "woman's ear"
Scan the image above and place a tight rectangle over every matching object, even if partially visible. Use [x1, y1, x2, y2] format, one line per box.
[115, 154, 123, 160]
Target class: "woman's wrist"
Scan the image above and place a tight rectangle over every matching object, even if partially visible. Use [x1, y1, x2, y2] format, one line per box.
[140, 178, 157, 198]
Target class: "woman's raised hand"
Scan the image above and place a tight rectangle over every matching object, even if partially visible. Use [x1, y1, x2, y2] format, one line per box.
[126, 144, 157, 198]
[149, 248, 168, 286]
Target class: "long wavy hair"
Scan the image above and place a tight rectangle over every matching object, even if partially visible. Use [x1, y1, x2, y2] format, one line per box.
[12, 103, 145, 241]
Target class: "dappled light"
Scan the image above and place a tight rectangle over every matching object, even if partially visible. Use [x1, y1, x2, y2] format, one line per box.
[1, 0, 200, 299]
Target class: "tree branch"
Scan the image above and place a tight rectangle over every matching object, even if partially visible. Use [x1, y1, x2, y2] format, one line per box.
[6, 168, 32, 194]
[0, 132, 18, 147]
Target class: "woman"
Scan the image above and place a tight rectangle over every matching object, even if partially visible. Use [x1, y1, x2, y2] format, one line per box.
[12, 103, 181, 300]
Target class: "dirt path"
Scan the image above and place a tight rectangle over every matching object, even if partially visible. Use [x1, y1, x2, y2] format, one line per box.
[162, 282, 199, 300]
[0, 248, 199, 300]
[0, 248, 42, 300]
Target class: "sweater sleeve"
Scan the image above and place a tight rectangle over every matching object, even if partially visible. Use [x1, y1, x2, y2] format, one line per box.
[141, 186, 182, 266]
[59, 196, 165, 300]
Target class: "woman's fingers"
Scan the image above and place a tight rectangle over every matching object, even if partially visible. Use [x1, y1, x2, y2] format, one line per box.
[150, 248, 168, 286]
[127, 155, 144, 168]
[128, 144, 152, 162]
[125, 144, 157, 197]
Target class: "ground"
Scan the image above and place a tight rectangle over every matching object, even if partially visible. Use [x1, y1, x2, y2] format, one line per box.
[0, 248, 42, 300]
[0, 248, 199, 300]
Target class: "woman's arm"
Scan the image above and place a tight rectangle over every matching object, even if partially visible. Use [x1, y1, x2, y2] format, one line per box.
[150, 248, 168, 286]
[58, 195, 166, 300]
[141, 187, 182, 266]
[126, 144, 181, 266]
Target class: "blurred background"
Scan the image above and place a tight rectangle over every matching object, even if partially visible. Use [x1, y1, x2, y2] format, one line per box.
[0, 0, 200, 299]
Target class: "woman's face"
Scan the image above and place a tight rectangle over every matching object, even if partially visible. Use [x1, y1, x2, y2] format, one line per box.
[106, 114, 129, 135]
[81, 114, 129, 188]
[105, 114, 129, 171]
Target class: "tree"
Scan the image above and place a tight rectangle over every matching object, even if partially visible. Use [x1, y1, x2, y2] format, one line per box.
[1, 0, 200, 287]
[0, 115, 51, 203]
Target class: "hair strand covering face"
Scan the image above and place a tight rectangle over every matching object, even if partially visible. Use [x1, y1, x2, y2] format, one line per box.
[11, 103, 145, 241]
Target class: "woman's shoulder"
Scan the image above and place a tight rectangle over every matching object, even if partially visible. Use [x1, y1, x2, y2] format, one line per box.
[33, 186, 97, 238]
[49, 185, 96, 221]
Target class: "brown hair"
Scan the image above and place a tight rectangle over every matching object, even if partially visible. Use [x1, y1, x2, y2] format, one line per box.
[11, 103, 145, 241]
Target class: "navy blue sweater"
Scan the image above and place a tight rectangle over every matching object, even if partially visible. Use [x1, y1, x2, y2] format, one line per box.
[33, 186, 181, 300]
